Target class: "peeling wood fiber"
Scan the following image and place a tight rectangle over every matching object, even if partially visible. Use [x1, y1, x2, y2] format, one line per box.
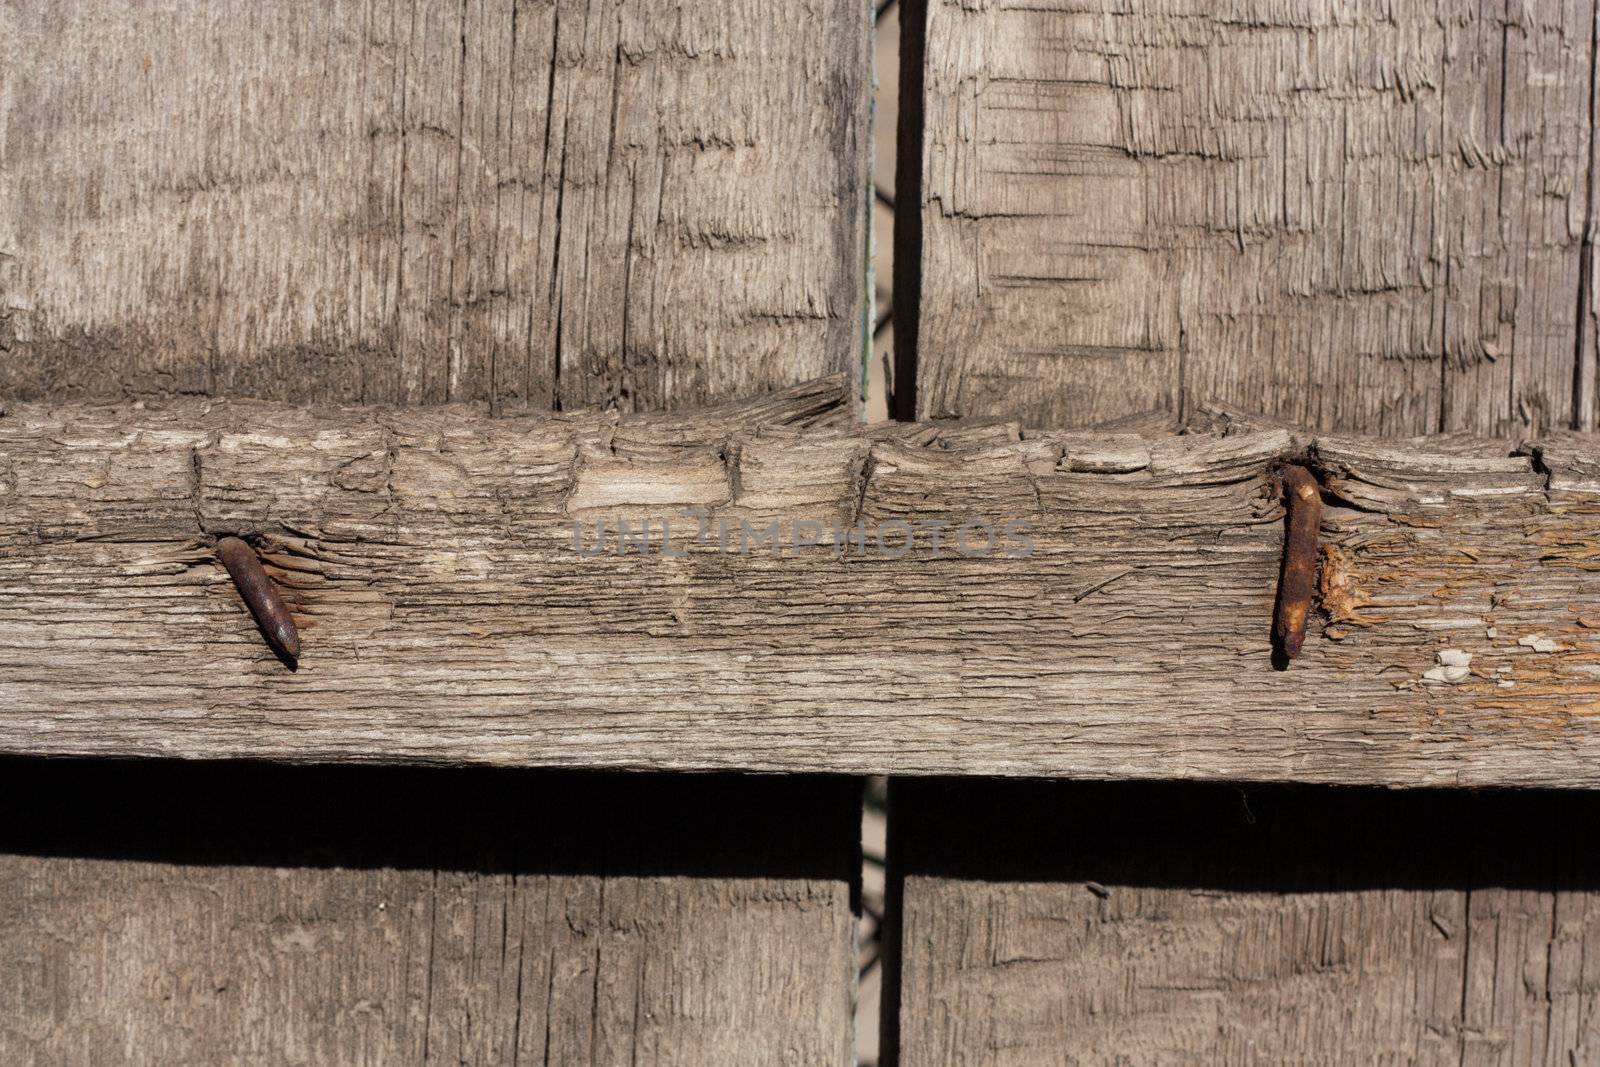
[7, 379, 1600, 786]
[0, 0, 867, 412]
[910, 0, 1599, 435]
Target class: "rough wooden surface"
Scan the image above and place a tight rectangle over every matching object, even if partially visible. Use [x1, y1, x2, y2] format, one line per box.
[0, 0, 867, 411]
[906, 0, 1597, 435]
[0, 760, 859, 1066]
[8, 381, 1600, 786]
[883, 778, 1600, 1066]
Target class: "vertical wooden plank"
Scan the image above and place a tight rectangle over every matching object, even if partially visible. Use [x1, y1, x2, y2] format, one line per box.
[885, 780, 1600, 1065]
[0, 0, 867, 411]
[1, 1, 869, 1059]
[906, 0, 1595, 435]
[0, 761, 860, 1066]
[892, 2, 1600, 1057]
[1440, 0, 1596, 434]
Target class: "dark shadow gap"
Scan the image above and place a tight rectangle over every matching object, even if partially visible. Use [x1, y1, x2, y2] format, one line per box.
[878, 776, 1600, 1065]
[889, 0, 926, 422]
[876, 2, 927, 1056]
[1571, 0, 1599, 431]
[0, 757, 860, 885]
[890, 778, 1600, 893]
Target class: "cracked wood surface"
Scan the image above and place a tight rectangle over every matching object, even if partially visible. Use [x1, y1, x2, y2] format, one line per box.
[0, 7, 875, 1058]
[7, 377, 1600, 786]
[0, 762, 859, 1066]
[905, 0, 1598, 435]
[0, 0, 867, 411]
[0, 373, 863, 1066]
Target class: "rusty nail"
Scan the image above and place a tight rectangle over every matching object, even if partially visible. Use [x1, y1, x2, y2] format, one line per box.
[1273, 464, 1321, 660]
[217, 536, 301, 661]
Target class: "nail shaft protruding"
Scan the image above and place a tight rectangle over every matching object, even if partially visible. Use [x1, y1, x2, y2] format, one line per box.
[1273, 465, 1321, 660]
[217, 536, 301, 661]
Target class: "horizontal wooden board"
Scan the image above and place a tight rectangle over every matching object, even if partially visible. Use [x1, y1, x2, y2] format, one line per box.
[884, 779, 1600, 1066]
[0, 0, 866, 411]
[0, 761, 859, 1065]
[6, 379, 1600, 786]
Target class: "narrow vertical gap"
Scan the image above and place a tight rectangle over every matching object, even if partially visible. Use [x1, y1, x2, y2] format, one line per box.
[1570, 0, 1599, 430]
[855, 777, 888, 1066]
[871, 1, 919, 1059]
[890, 0, 926, 423]
[875, 780, 904, 1067]
[866, 0, 901, 425]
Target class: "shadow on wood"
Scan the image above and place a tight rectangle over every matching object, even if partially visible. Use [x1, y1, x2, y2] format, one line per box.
[0, 761, 861, 1066]
[884, 780, 1600, 1065]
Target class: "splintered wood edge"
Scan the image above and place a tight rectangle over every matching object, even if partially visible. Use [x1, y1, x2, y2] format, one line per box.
[6, 381, 1600, 787]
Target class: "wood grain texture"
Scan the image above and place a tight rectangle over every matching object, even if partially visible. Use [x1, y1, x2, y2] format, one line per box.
[0, 760, 859, 1066]
[0, 0, 867, 411]
[907, 0, 1597, 435]
[883, 779, 1600, 1067]
[8, 382, 1600, 786]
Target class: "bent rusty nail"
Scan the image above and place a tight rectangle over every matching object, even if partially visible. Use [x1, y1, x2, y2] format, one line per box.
[217, 536, 301, 661]
[1273, 464, 1321, 660]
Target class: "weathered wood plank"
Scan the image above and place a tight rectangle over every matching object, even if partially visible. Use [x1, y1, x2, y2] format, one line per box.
[1, 10, 872, 1052]
[0, 0, 867, 411]
[882, 779, 1600, 1066]
[0, 760, 859, 1066]
[1438, 0, 1596, 435]
[906, 0, 1595, 435]
[7, 383, 1600, 786]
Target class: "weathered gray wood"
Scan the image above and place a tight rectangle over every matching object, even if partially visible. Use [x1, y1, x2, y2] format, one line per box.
[897, 7, 1600, 1056]
[2, 8, 872, 1056]
[907, 0, 1595, 435]
[0, 760, 859, 1066]
[883, 779, 1600, 1066]
[8, 383, 1600, 786]
[0, 0, 867, 411]
[0, 369, 864, 1065]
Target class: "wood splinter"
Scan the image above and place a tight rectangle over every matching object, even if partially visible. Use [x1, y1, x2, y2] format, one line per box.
[216, 536, 301, 662]
[1273, 464, 1321, 661]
